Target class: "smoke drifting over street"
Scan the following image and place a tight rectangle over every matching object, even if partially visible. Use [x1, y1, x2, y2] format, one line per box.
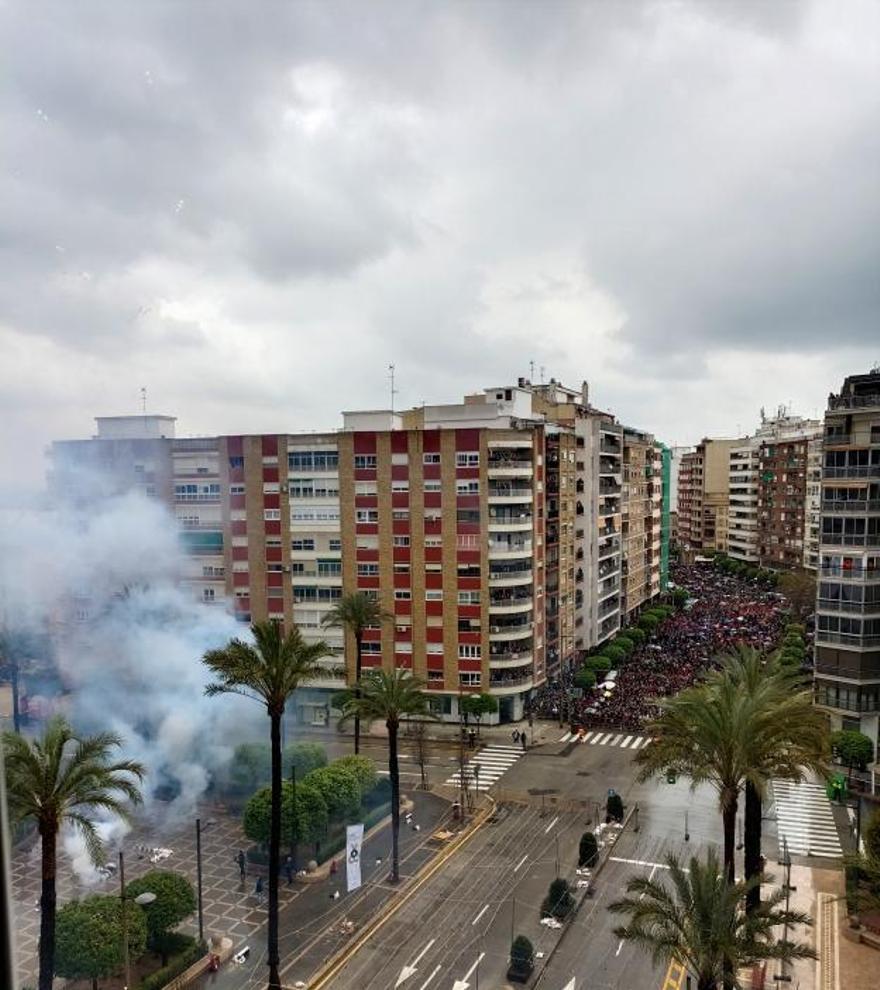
[0, 488, 254, 873]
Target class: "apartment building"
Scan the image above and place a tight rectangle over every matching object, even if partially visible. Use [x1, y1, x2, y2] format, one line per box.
[49, 378, 667, 722]
[620, 428, 662, 620]
[814, 370, 880, 749]
[676, 438, 740, 553]
[726, 412, 822, 570]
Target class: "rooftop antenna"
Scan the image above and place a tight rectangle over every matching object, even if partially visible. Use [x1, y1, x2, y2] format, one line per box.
[529, 359, 535, 383]
[388, 364, 398, 418]
[540, 366, 545, 384]
[140, 386, 147, 415]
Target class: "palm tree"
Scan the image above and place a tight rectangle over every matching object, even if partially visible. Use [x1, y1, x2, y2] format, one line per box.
[609, 849, 815, 990]
[2, 716, 145, 990]
[708, 649, 828, 912]
[203, 620, 330, 990]
[635, 673, 752, 883]
[339, 669, 432, 881]
[322, 593, 392, 754]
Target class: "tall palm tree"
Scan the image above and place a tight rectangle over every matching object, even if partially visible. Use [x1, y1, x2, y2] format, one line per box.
[322, 593, 392, 754]
[2, 716, 145, 990]
[203, 620, 330, 990]
[339, 669, 432, 881]
[609, 849, 815, 990]
[635, 673, 752, 882]
[708, 649, 828, 912]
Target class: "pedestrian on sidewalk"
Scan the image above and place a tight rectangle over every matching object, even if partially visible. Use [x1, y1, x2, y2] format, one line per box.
[254, 875, 264, 904]
[512, 729, 520, 744]
[283, 855, 294, 885]
[236, 849, 246, 879]
[520, 732, 527, 751]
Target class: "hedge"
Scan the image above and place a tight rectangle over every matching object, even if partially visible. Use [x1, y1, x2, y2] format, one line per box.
[139, 939, 205, 990]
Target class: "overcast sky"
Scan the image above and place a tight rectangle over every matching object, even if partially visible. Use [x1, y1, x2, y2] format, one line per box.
[2, 0, 878, 496]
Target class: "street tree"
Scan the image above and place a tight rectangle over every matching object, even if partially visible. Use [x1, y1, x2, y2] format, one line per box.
[2, 717, 144, 990]
[55, 895, 147, 990]
[778, 569, 817, 622]
[203, 620, 331, 990]
[609, 849, 814, 990]
[578, 831, 599, 868]
[459, 692, 498, 736]
[283, 741, 327, 777]
[321, 593, 393, 754]
[126, 870, 196, 963]
[307, 763, 362, 821]
[831, 729, 874, 780]
[541, 878, 574, 920]
[339, 669, 433, 881]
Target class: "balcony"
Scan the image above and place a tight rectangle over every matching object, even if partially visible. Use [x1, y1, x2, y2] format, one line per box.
[819, 566, 880, 583]
[828, 392, 880, 411]
[488, 650, 533, 668]
[599, 481, 622, 495]
[815, 630, 880, 647]
[817, 598, 880, 615]
[489, 540, 533, 558]
[598, 539, 621, 560]
[824, 434, 852, 446]
[820, 534, 880, 548]
[824, 465, 880, 479]
[489, 592, 533, 614]
[821, 500, 880, 513]
[600, 438, 622, 456]
[488, 511, 533, 532]
[599, 596, 620, 618]
[489, 566, 532, 586]
[489, 674, 534, 695]
[488, 485, 533, 504]
[489, 621, 533, 642]
[487, 457, 533, 477]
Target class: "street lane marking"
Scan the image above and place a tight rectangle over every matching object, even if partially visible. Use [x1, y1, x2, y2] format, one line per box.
[544, 815, 559, 834]
[611, 734, 624, 746]
[559, 731, 572, 743]
[580, 731, 595, 743]
[589, 733, 602, 744]
[610, 856, 677, 870]
[396, 939, 436, 987]
[621, 735, 634, 748]
[471, 903, 488, 925]
[463, 952, 485, 982]
[514, 854, 528, 872]
[418, 964, 441, 990]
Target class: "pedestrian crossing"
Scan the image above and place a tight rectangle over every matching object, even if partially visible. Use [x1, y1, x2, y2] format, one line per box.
[445, 744, 523, 792]
[771, 779, 842, 859]
[557, 730, 651, 750]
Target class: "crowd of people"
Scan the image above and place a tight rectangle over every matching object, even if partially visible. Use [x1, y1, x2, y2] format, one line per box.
[531, 562, 789, 732]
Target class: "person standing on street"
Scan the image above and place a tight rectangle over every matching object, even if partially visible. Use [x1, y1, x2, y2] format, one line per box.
[236, 849, 246, 880]
[283, 855, 294, 885]
[255, 875, 264, 904]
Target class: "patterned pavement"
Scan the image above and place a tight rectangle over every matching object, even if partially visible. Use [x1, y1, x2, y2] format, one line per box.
[11, 806, 299, 987]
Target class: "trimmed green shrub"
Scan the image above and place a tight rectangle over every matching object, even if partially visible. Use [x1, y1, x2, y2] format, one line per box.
[638, 614, 660, 632]
[140, 939, 205, 990]
[606, 792, 624, 822]
[626, 626, 647, 644]
[574, 668, 597, 691]
[578, 831, 599, 867]
[508, 934, 535, 980]
[283, 741, 328, 777]
[541, 878, 575, 920]
[585, 656, 611, 676]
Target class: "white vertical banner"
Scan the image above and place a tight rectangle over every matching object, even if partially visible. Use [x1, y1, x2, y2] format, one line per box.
[345, 823, 364, 892]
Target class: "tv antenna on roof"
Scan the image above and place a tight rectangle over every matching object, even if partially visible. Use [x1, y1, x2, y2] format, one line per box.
[388, 364, 398, 416]
[140, 387, 147, 415]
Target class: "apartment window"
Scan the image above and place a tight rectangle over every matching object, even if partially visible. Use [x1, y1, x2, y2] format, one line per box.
[317, 559, 341, 576]
[456, 480, 479, 495]
[393, 510, 410, 521]
[457, 509, 480, 524]
[229, 456, 244, 469]
[180, 515, 200, 528]
[329, 538, 342, 551]
[357, 509, 379, 523]
[458, 591, 480, 605]
[394, 589, 412, 600]
[229, 484, 245, 495]
[458, 644, 481, 659]
[427, 643, 444, 654]
[267, 563, 284, 572]
[361, 641, 382, 655]
[426, 562, 442, 573]
[393, 535, 411, 547]
[456, 452, 479, 468]
[424, 480, 442, 493]
[394, 562, 411, 573]
[457, 564, 481, 578]
[358, 563, 379, 577]
[291, 562, 306, 575]
[354, 454, 378, 470]
[203, 588, 215, 601]
[291, 538, 316, 551]
[392, 481, 410, 493]
[356, 535, 379, 550]
[266, 537, 281, 548]
[428, 670, 444, 682]
[202, 565, 225, 578]
[288, 450, 339, 470]
[355, 482, 377, 496]
[289, 478, 313, 498]
[396, 641, 413, 653]
[425, 537, 442, 547]
[391, 453, 409, 466]
[423, 453, 441, 465]
[426, 590, 443, 602]
[459, 672, 482, 686]
[264, 509, 281, 521]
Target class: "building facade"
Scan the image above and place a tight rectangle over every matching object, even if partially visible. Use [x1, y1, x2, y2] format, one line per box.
[814, 370, 880, 751]
[676, 439, 740, 554]
[50, 379, 668, 723]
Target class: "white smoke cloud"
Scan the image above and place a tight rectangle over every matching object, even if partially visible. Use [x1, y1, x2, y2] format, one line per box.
[0, 487, 262, 875]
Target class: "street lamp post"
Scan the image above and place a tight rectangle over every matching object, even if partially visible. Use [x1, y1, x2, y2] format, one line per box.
[195, 818, 216, 945]
[119, 851, 155, 990]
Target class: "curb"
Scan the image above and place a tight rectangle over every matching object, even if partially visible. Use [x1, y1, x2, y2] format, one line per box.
[302, 795, 497, 989]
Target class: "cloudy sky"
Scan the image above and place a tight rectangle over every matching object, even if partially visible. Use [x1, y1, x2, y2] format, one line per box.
[2, 0, 878, 496]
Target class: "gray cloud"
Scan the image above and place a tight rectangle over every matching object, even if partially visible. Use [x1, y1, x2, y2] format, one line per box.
[1, 0, 878, 491]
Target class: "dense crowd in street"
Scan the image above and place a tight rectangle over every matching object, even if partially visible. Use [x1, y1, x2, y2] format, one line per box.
[531, 563, 788, 732]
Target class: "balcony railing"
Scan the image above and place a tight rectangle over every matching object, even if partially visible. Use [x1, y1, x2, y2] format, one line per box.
[820, 534, 880, 547]
[815, 630, 880, 647]
[821, 500, 880, 513]
[824, 465, 880, 479]
[828, 393, 880, 410]
[819, 566, 880, 582]
[817, 598, 880, 614]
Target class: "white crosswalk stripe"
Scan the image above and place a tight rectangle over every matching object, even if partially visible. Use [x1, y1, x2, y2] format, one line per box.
[562, 730, 650, 750]
[771, 779, 842, 858]
[444, 743, 523, 791]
